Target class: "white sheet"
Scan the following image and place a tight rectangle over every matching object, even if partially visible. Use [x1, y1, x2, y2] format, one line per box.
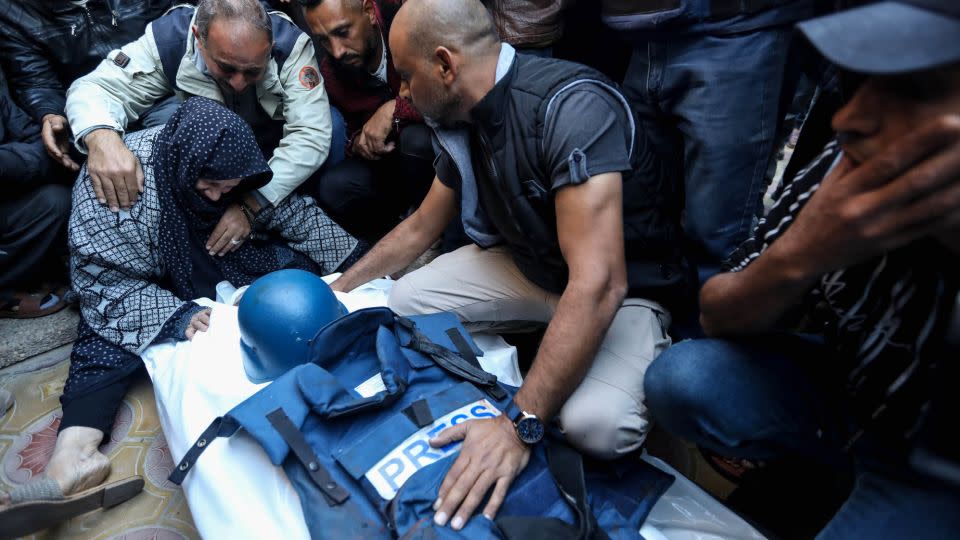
[142, 277, 761, 539]
[141, 278, 522, 539]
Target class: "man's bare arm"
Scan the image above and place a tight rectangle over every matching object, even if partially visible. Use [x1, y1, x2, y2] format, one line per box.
[699, 237, 822, 336]
[512, 172, 628, 421]
[330, 177, 457, 292]
[427, 172, 628, 528]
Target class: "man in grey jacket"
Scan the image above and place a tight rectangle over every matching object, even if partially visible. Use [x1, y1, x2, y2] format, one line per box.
[65, 0, 337, 256]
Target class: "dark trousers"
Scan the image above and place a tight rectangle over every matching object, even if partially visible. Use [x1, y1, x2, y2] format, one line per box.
[59, 370, 140, 434]
[308, 124, 435, 243]
[59, 320, 145, 434]
[622, 27, 796, 283]
[0, 184, 71, 291]
[644, 337, 960, 539]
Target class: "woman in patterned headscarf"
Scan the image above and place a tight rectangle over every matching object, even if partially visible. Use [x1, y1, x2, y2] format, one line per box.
[0, 98, 363, 527]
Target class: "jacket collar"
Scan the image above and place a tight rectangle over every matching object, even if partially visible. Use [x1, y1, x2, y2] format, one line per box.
[469, 43, 516, 133]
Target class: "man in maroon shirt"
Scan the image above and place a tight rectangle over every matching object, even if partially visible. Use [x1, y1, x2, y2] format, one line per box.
[301, 0, 434, 242]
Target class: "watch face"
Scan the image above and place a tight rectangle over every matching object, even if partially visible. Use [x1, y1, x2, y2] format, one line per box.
[516, 416, 544, 445]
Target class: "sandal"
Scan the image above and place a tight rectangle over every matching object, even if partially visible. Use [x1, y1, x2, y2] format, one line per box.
[699, 446, 766, 484]
[0, 286, 69, 319]
[0, 476, 144, 538]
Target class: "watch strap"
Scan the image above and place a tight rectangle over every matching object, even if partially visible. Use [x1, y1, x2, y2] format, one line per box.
[505, 399, 523, 424]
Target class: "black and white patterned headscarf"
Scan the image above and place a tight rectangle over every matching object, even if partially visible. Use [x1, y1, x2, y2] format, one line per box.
[153, 97, 318, 299]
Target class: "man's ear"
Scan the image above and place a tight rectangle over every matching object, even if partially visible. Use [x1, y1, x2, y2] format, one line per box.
[363, 0, 377, 26]
[435, 46, 458, 86]
[192, 25, 204, 50]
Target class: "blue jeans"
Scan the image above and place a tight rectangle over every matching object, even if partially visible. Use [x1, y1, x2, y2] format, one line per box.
[298, 105, 347, 193]
[644, 337, 960, 540]
[622, 27, 794, 282]
[325, 105, 347, 167]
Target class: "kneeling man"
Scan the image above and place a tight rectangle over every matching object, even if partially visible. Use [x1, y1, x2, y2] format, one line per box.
[644, 1, 960, 537]
[331, 0, 689, 529]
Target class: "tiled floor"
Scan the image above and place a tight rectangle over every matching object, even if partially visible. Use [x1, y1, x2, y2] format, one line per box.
[0, 345, 199, 540]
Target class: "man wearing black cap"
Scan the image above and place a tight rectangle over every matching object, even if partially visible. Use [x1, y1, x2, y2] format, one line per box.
[643, 1, 960, 537]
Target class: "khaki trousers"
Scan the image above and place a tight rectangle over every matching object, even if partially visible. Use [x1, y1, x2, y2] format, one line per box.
[388, 245, 672, 458]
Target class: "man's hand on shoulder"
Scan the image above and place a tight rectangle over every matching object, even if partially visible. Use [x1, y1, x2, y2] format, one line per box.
[428, 414, 531, 530]
[84, 128, 143, 212]
[354, 100, 397, 160]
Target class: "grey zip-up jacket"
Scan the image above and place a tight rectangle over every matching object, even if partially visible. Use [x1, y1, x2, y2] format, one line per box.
[65, 8, 332, 205]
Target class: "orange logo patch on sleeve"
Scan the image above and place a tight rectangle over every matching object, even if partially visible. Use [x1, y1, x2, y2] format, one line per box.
[299, 66, 321, 89]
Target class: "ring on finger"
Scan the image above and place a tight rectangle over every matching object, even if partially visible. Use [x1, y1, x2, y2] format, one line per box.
[230, 238, 242, 245]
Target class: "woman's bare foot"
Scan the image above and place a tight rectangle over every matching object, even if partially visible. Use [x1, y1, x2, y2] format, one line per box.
[46, 426, 111, 494]
[0, 426, 110, 509]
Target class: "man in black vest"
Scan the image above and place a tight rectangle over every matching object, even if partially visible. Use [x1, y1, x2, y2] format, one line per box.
[331, 0, 689, 529]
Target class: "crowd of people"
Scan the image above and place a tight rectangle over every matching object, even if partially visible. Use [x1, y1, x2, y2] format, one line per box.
[0, 0, 958, 537]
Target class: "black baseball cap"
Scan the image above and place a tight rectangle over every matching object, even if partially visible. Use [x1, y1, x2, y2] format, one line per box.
[797, 0, 960, 74]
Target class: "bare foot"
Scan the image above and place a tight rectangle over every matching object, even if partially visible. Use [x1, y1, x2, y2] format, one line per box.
[46, 426, 111, 495]
[0, 426, 110, 509]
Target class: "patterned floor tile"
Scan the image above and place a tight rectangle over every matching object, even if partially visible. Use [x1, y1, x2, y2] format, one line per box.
[1, 348, 199, 539]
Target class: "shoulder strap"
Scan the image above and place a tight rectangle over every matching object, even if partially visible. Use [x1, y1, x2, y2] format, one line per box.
[152, 4, 196, 89]
[396, 316, 508, 401]
[268, 11, 304, 73]
[167, 415, 240, 485]
[495, 441, 610, 540]
[266, 408, 351, 505]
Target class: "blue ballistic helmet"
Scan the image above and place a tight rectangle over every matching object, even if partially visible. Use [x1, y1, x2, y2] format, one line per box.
[238, 269, 347, 383]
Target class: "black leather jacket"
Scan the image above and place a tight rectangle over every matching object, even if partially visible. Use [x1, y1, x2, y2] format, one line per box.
[0, 68, 51, 187]
[0, 0, 176, 123]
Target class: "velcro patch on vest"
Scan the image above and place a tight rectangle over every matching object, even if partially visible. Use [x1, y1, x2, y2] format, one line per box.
[354, 372, 386, 398]
[113, 52, 131, 69]
[299, 66, 320, 89]
[365, 399, 501, 499]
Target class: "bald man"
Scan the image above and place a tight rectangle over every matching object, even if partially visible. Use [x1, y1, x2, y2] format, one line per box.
[331, 0, 690, 529]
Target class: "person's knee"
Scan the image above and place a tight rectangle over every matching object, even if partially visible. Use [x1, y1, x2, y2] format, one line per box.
[644, 339, 740, 438]
[32, 184, 72, 226]
[645, 340, 716, 412]
[314, 161, 374, 213]
[314, 173, 349, 211]
[398, 124, 434, 160]
[559, 389, 649, 460]
[387, 274, 422, 316]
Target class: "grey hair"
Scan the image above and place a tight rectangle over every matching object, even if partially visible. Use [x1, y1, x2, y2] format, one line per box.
[195, 0, 273, 44]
